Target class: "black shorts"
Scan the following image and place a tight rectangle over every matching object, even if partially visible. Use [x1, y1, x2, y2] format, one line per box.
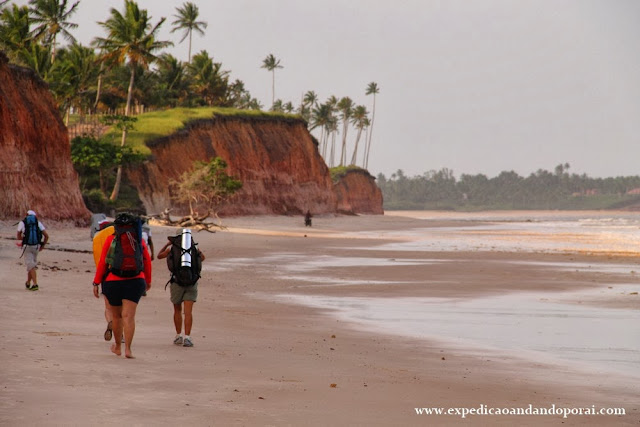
[102, 278, 146, 306]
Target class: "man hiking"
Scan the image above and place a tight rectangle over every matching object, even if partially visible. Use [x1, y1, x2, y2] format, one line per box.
[157, 229, 205, 348]
[17, 210, 49, 291]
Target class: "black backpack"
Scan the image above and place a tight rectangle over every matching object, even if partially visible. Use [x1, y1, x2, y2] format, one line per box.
[22, 214, 43, 246]
[166, 234, 202, 287]
[106, 216, 144, 278]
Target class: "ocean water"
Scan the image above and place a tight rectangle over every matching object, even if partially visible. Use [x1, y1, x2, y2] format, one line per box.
[217, 211, 640, 381]
[357, 210, 640, 254]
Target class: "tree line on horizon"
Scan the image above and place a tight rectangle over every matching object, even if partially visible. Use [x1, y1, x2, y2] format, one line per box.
[0, 0, 380, 177]
[378, 163, 640, 211]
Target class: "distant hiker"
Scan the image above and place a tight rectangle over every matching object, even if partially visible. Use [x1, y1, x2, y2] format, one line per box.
[89, 213, 108, 240]
[157, 229, 205, 348]
[92, 219, 115, 341]
[139, 220, 154, 297]
[141, 220, 155, 261]
[304, 210, 312, 227]
[93, 212, 152, 359]
[17, 210, 49, 291]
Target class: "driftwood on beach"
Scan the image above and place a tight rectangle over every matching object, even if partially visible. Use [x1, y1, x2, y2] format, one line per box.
[150, 208, 221, 232]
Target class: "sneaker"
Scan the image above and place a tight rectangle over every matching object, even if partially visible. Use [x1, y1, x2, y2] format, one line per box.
[183, 337, 193, 347]
[29, 284, 39, 291]
[25, 282, 30, 290]
[173, 335, 183, 346]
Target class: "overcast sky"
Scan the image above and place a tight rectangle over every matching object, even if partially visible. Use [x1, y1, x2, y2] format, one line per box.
[15, 0, 640, 179]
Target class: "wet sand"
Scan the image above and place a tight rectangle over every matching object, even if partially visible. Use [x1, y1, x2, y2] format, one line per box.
[0, 213, 639, 426]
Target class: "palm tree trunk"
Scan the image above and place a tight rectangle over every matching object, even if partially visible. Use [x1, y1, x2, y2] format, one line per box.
[271, 70, 275, 106]
[109, 163, 123, 201]
[365, 95, 376, 169]
[93, 63, 104, 112]
[110, 66, 135, 201]
[340, 121, 348, 166]
[350, 128, 363, 165]
[125, 65, 135, 116]
[188, 29, 192, 63]
[329, 132, 336, 168]
[50, 34, 57, 63]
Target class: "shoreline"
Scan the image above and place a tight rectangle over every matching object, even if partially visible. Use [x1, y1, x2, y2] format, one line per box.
[1, 214, 639, 425]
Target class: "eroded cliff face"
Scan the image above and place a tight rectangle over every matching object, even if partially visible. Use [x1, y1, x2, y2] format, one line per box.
[0, 52, 90, 222]
[333, 170, 384, 215]
[128, 117, 339, 216]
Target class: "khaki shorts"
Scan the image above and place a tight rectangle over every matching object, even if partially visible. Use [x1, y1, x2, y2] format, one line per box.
[24, 245, 39, 271]
[170, 282, 198, 305]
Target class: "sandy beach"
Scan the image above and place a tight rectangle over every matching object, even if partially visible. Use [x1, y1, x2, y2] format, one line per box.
[0, 213, 638, 426]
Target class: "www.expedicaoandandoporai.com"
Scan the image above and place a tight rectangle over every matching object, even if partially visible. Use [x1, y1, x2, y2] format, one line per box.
[414, 404, 626, 419]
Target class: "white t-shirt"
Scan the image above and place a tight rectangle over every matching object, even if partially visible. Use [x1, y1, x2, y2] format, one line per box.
[17, 220, 46, 233]
[17, 219, 46, 246]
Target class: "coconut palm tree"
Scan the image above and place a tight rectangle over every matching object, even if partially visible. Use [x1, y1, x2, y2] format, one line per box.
[49, 42, 99, 123]
[95, 0, 171, 116]
[364, 82, 379, 169]
[324, 96, 339, 165]
[187, 50, 230, 106]
[337, 97, 353, 166]
[310, 103, 330, 157]
[0, 4, 33, 61]
[94, 0, 172, 200]
[349, 105, 369, 166]
[261, 53, 282, 106]
[300, 90, 317, 124]
[303, 90, 318, 109]
[171, 2, 207, 63]
[155, 53, 188, 107]
[28, 0, 79, 63]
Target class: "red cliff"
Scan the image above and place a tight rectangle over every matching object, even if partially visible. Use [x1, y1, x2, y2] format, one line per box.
[127, 115, 384, 217]
[0, 52, 90, 222]
[128, 116, 338, 216]
[333, 169, 384, 215]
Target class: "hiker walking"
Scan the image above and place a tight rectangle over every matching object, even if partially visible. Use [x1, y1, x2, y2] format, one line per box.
[92, 213, 152, 359]
[92, 219, 115, 341]
[157, 229, 205, 348]
[141, 220, 155, 260]
[17, 210, 49, 291]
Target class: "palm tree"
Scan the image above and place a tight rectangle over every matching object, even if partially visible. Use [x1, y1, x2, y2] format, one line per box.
[337, 97, 353, 166]
[325, 96, 339, 165]
[301, 90, 317, 124]
[311, 103, 330, 158]
[187, 50, 230, 106]
[261, 53, 282, 106]
[171, 2, 207, 63]
[156, 53, 188, 107]
[363, 82, 379, 169]
[28, 0, 79, 63]
[303, 90, 318, 109]
[0, 4, 33, 61]
[94, 0, 172, 200]
[349, 105, 369, 166]
[49, 42, 99, 123]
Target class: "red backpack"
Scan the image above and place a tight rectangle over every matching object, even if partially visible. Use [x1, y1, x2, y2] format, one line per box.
[106, 217, 144, 277]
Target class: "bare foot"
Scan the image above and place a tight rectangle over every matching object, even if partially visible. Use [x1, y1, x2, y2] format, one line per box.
[111, 344, 121, 356]
[125, 347, 135, 359]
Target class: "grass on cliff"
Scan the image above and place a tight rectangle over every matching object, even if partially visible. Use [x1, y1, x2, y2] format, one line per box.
[330, 165, 367, 183]
[100, 107, 300, 155]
